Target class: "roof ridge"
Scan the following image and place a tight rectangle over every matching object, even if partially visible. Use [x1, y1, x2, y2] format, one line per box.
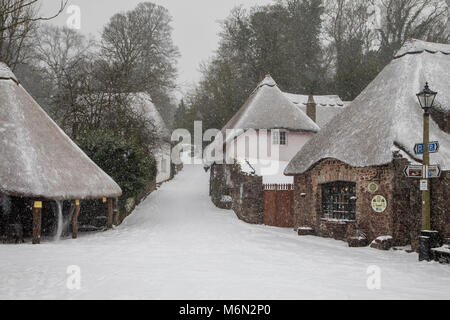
[394, 39, 450, 59]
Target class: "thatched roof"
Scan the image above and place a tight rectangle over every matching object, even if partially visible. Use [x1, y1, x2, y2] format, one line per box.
[221, 75, 319, 140]
[0, 63, 122, 200]
[203, 76, 320, 165]
[284, 93, 346, 128]
[285, 39, 450, 175]
[77, 92, 171, 142]
[128, 92, 171, 141]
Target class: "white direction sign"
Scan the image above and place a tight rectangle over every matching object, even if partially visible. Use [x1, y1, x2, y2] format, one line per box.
[404, 165, 424, 179]
[404, 165, 441, 179]
[426, 165, 441, 179]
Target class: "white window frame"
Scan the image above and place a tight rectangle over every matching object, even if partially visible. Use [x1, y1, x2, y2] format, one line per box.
[272, 130, 280, 145]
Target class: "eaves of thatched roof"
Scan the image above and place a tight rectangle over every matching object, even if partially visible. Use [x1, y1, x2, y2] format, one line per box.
[0, 63, 122, 200]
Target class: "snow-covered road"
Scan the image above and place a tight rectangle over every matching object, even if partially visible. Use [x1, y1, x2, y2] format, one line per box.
[1, 165, 449, 300]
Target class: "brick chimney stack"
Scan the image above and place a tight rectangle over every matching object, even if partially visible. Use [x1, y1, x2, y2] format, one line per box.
[307, 93, 317, 123]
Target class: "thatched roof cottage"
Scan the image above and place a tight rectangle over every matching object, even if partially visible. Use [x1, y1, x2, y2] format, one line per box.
[285, 39, 450, 250]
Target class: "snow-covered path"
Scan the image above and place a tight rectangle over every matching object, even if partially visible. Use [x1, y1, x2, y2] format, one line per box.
[1, 165, 449, 300]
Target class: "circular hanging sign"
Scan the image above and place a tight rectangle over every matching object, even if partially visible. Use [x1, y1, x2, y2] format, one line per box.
[371, 195, 387, 213]
[367, 182, 379, 193]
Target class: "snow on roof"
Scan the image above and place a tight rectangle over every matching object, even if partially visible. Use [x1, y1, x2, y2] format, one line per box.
[284, 93, 346, 128]
[0, 63, 122, 200]
[395, 39, 450, 58]
[285, 40, 450, 175]
[222, 75, 320, 134]
[284, 93, 344, 107]
[128, 92, 171, 140]
[204, 76, 320, 165]
[78, 92, 171, 141]
[0, 63, 18, 83]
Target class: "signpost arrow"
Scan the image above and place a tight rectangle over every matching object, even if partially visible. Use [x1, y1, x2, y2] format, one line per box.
[414, 141, 440, 155]
[404, 165, 424, 179]
[404, 165, 441, 179]
[426, 165, 441, 179]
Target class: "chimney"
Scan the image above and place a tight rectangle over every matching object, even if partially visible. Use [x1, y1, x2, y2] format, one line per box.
[306, 93, 317, 123]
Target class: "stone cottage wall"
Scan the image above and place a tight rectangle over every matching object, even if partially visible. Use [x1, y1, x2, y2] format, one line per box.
[431, 171, 449, 239]
[293, 157, 450, 250]
[293, 158, 396, 243]
[391, 157, 449, 250]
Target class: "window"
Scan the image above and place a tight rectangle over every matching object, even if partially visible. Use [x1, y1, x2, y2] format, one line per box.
[272, 131, 287, 145]
[321, 182, 356, 221]
[280, 132, 287, 145]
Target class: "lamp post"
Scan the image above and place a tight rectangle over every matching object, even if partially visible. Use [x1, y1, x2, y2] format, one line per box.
[416, 83, 437, 231]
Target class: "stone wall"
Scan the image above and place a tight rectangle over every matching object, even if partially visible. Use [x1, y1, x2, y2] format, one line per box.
[210, 163, 264, 224]
[430, 171, 450, 239]
[210, 164, 233, 210]
[293, 156, 450, 250]
[431, 109, 450, 134]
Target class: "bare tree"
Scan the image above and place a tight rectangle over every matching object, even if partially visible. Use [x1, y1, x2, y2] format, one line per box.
[372, 0, 449, 57]
[100, 2, 179, 125]
[0, 0, 67, 68]
[33, 25, 94, 135]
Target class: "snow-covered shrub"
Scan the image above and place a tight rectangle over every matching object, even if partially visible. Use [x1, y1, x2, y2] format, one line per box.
[77, 130, 157, 223]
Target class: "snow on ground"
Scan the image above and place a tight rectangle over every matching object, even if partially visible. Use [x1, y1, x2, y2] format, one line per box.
[1, 164, 450, 300]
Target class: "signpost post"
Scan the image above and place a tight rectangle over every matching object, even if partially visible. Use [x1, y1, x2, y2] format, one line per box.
[414, 83, 440, 262]
[415, 83, 438, 232]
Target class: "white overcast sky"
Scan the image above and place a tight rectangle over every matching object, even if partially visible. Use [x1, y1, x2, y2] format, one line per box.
[41, 0, 274, 95]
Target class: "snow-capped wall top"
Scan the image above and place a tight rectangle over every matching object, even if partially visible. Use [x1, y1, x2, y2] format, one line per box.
[395, 39, 450, 58]
[285, 40, 450, 175]
[0, 62, 18, 83]
[0, 64, 122, 200]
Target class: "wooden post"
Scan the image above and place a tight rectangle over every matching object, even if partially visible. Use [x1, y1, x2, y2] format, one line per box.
[422, 112, 431, 231]
[32, 201, 42, 245]
[113, 198, 119, 226]
[72, 200, 81, 239]
[107, 198, 113, 229]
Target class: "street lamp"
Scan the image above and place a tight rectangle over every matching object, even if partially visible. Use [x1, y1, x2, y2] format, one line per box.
[416, 82, 437, 231]
[417, 82, 437, 113]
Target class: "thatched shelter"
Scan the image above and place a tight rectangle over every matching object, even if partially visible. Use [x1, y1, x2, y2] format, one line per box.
[0, 63, 122, 243]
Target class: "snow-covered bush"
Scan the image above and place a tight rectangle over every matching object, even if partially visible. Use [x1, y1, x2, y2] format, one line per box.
[77, 130, 157, 223]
